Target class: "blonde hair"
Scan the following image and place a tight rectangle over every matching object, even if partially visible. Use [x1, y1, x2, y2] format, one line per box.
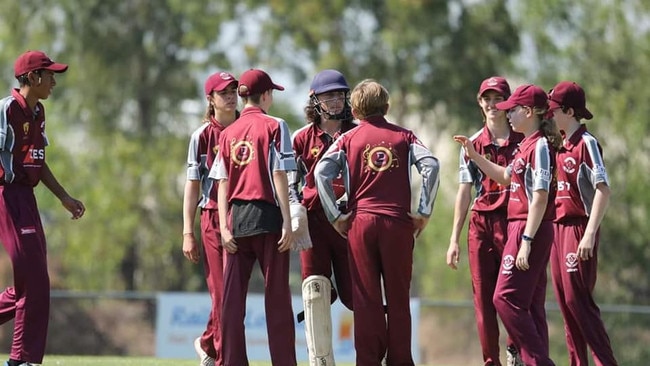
[531, 105, 562, 150]
[350, 79, 389, 120]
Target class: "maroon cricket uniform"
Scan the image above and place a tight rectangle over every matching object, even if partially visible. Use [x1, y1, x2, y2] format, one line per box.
[0, 89, 52, 363]
[210, 106, 297, 366]
[492, 130, 556, 366]
[315, 115, 440, 366]
[186, 116, 229, 363]
[551, 124, 618, 366]
[459, 126, 523, 365]
[290, 121, 356, 310]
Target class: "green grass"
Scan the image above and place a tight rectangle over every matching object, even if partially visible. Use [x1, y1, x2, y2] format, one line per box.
[4, 355, 446, 365]
[6, 356, 356, 366]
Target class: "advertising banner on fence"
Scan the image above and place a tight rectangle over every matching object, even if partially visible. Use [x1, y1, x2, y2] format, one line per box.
[156, 292, 420, 363]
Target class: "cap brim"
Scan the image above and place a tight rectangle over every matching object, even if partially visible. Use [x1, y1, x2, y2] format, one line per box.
[495, 100, 517, 110]
[548, 99, 561, 110]
[214, 80, 238, 93]
[583, 109, 593, 120]
[44, 63, 68, 73]
[273, 83, 285, 91]
[480, 87, 503, 96]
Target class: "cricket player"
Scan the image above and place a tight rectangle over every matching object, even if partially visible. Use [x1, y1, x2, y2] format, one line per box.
[447, 76, 524, 366]
[182, 71, 239, 366]
[454, 84, 561, 366]
[0, 50, 85, 366]
[290, 69, 356, 366]
[548, 81, 618, 365]
[209, 68, 297, 366]
[315, 79, 440, 366]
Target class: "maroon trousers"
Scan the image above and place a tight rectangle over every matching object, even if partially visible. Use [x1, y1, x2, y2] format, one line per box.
[300, 209, 353, 310]
[551, 220, 618, 366]
[493, 220, 554, 366]
[199, 209, 226, 364]
[220, 233, 296, 366]
[347, 213, 414, 366]
[0, 185, 49, 364]
[468, 210, 513, 366]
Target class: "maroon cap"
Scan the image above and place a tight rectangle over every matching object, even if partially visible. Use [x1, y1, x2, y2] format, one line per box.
[496, 84, 548, 111]
[14, 50, 68, 77]
[548, 81, 593, 120]
[478, 76, 511, 97]
[204, 72, 238, 95]
[237, 69, 284, 97]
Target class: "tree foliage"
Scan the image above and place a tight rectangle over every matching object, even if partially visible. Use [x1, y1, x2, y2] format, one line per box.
[221, 0, 519, 129]
[515, 0, 650, 305]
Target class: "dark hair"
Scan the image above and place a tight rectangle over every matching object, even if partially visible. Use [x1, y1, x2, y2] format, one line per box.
[202, 91, 240, 123]
[303, 92, 352, 125]
[16, 69, 42, 87]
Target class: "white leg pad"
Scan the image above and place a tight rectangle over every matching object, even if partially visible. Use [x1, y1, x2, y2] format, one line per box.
[302, 275, 335, 366]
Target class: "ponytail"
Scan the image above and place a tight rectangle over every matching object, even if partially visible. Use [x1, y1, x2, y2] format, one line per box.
[202, 102, 214, 124]
[532, 105, 562, 150]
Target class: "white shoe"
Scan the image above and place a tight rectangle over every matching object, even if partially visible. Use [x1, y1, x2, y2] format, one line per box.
[506, 345, 524, 366]
[194, 337, 216, 366]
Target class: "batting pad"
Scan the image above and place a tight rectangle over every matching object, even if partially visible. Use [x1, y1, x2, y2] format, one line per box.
[302, 275, 335, 366]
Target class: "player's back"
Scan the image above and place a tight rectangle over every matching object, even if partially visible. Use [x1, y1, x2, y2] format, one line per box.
[341, 116, 415, 222]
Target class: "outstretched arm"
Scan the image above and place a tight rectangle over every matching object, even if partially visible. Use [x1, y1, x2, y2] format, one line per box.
[453, 135, 511, 185]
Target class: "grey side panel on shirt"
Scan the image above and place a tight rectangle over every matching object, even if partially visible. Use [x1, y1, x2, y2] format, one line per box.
[0, 97, 16, 183]
[411, 142, 440, 217]
[315, 149, 348, 223]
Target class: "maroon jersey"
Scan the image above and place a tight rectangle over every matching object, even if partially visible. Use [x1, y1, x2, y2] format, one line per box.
[0, 89, 48, 186]
[210, 106, 296, 205]
[290, 121, 356, 211]
[186, 116, 227, 210]
[315, 115, 439, 224]
[506, 130, 556, 221]
[459, 126, 523, 212]
[555, 124, 609, 221]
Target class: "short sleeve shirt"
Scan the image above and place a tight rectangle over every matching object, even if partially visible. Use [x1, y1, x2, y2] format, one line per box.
[210, 106, 296, 205]
[555, 124, 609, 221]
[506, 130, 556, 221]
[459, 126, 523, 212]
[0, 89, 48, 186]
[291, 121, 356, 211]
[186, 117, 226, 209]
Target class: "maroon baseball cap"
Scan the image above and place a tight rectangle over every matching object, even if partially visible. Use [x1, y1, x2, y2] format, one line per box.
[204, 71, 238, 95]
[237, 69, 284, 97]
[14, 50, 68, 77]
[478, 76, 511, 97]
[496, 84, 548, 111]
[548, 81, 593, 120]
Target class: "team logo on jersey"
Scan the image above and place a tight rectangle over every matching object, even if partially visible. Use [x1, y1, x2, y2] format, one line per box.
[23, 122, 30, 135]
[484, 153, 492, 161]
[363, 144, 399, 173]
[512, 157, 526, 174]
[565, 252, 579, 273]
[230, 139, 254, 167]
[501, 254, 515, 274]
[563, 157, 577, 174]
[212, 145, 219, 156]
[310, 146, 320, 158]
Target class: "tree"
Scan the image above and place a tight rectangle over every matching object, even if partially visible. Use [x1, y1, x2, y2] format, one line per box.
[0, 0, 238, 291]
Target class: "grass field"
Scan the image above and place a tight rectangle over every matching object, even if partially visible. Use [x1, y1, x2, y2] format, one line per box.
[4, 355, 446, 365]
[5, 356, 361, 366]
